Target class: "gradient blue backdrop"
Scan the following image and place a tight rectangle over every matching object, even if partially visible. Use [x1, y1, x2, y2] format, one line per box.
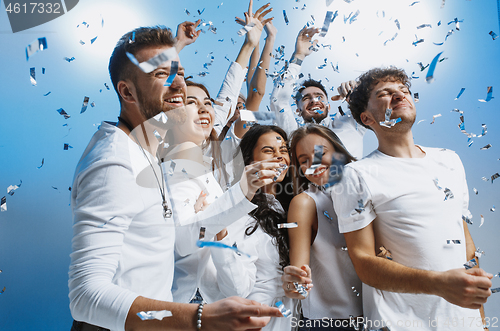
[0, 0, 499, 329]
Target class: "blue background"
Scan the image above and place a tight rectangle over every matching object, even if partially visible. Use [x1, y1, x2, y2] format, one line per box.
[0, 0, 499, 329]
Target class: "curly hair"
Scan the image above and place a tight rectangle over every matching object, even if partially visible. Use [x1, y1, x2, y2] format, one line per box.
[348, 67, 411, 129]
[238, 125, 293, 270]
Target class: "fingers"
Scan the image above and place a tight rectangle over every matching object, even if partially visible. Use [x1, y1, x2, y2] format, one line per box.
[194, 19, 201, 28]
[257, 7, 273, 21]
[248, 0, 253, 17]
[254, 2, 270, 18]
[262, 17, 274, 26]
[235, 17, 246, 26]
[331, 95, 342, 101]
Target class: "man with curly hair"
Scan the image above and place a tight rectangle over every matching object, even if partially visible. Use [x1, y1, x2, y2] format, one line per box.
[332, 67, 492, 330]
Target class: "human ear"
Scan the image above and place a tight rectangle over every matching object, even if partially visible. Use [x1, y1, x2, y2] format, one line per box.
[360, 112, 375, 127]
[117, 80, 137, 104]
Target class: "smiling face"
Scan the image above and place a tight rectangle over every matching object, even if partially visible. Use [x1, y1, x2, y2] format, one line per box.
[297, 86, 329, 123]
[252, 131, 290, 182]
[364, 79, 416, 132]
[170, 85, 215, 146]
[132, 46, 187, 121]
[295, 133, 336, 187]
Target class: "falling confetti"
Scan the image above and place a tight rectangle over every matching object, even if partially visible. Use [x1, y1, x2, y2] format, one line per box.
[1, 196, 6, 212]
[30, 67, 36, 86]
[126, 47, 177, 73]
[426, 51, 444, 83]
[430, 114, 442, 124]
[80, 96, 90, 114]
[352, 286, 360, 297]
[293, 282, 308, 297]
[455, 88, 465, 100]
[137, 310, 172, 321]
[64, 143, 73, 150]
[480, 214, 485, 227]
[379, 108, 401, 128]
[37, 158, 44, 169]
[164, 61, 179, 87]
[278, 222, 298, 229]
[283, 10, 289, 25]
[489, 31, 499, 40]
[197, 240, 251, 258]
[57, 108, 70, 119]
[26, 37, 48, 60]
[491, 205, 496, 212]
[480, 144, 492, 150]
[7, 181, 22, 196]
[319, 11, 338, 37]
[237, 22, 255, 36]
[444, 188, 454, 201]
[463, 258, 477, 270]
[275, 301, 292, 317]
[478, 86, 493, 102]
[446, 239, 461, 244]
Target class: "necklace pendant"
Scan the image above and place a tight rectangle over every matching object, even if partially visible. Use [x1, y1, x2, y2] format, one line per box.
[163, 202, 172, 218]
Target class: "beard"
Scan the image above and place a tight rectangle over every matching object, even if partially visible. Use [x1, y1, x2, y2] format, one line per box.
[135, 84, 187, 127]
[301, 108, 328, 124]
[381, 109, 416, 133]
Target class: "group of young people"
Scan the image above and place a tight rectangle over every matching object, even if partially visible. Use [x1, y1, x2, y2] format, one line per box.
[68, 2, 494, 331]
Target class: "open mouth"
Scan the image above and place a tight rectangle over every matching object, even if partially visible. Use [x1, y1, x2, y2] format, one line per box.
[309, 106, 323, 114]
[311, 166, 328, 177]
[195, 118, 211, 128]
[165, 96, 184, 106]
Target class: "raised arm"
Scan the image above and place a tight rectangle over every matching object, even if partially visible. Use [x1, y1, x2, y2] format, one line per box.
[175, 20, 202, 53]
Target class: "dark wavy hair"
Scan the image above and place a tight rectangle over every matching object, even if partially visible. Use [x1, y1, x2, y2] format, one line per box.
[238, 125, 293, 269]
[348, 67, 411, 129]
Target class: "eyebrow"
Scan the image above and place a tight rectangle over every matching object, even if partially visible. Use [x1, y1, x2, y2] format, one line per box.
[375, 85, 408, 94]
[301, 92, 325, 99]
[153, 65, 185, 72]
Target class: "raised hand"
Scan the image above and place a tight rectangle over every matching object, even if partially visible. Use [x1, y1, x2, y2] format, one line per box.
[331, 80, 358, 102]
[175, 19, 202, 52]
[239, 156, 284, 201]
[235, 0, 273, 47]
[282, 265, 314, 299]
[293, 26, 320, 60]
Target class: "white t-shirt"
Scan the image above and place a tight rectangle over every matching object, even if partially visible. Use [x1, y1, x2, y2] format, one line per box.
[332, 146, 482, 331]
[69, 122, 176, 331]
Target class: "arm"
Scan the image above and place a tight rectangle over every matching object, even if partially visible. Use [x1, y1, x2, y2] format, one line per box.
[282, 193, 317, 299]
[234, 22, 278, 138]
[175, 20, 201, 53]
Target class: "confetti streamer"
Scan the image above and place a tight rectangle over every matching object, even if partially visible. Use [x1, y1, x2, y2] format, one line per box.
[80, 96, 90, 114]
[198, 8, 205, 15]
[477, 124, 487, 137]
[324, 210, 333, 221]
[283, 10, 289, 25]
[275, 301, 292, 317]
[455, 88, 465, 100]
[480, 144, 492, 150]
[7, 181, 22, 196]
[305, 145, 324, 175]
[126, 47, 178, 73]
[489, 31, 499, 40]
[164, 61, 179, 87]
[37, 158, 44, 169]
[492, 173, 500, 183]
[426, 51, 444, 83]
[137, 310, 172, 320]
[480, 214, 485, 227]
[196, 240, 251, 258]
[64, 57, 76, 62]
[1, 196, 6, 212]
[293, 282, 308, 297]
[379, 108, 402, 128]
[430, 114, 442, 124]
[237, 22, 255, 36]
[349, 10, 360, 24]
[185, 9, 190, 16]
[278, 222, 298, 229]
[319, 11, 338, 37]
[478, 86, 493, 102]
[57, 108, 70, 119]
[26, 37, 48, 61]
[462, 214, 473, 225]
[0, 286, 5, 294]
[410, 1, 419, 6]
[395, 19, 401, 30]
[416, 24, 431, 29]
[463, 258, 477, 270]
[43, 92, 51, 96]
[30, 67, 36, 86]
[447, 18, 463, 30]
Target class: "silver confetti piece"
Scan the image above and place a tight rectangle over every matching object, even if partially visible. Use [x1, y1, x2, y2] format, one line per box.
[275, 300, 292, 317]
[30, 67, 36, 86]
[446, 239, 461, 245]
[278, 222, 298, 229]
[352, 286, 360, 297]
[80, 96, 90, 114]
[480, 144, 492, 150]
[126, 47, 178, 73]
[443, 188, 454, 201]
[319, 11, 338, 37]
[137, 310, 172, 320]
[379, 108, 401, 128]
[26, 37, 48, 60]
[237, 22, 255, 36]
[492, 287, 500, 293]
[463, 258, 477, 270]
[293, 282, 308, 297]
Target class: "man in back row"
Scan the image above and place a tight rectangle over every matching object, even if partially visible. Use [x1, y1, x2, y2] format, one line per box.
[68, 25, 281, 331]
[270, 26, 366, 160]
[332, 67, 493, 330]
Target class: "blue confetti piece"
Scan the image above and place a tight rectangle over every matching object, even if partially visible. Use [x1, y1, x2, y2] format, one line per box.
[164, 61, 179, 87]
[196, 240, 251, 258]
[426, 51, 444, 83]
[455, 88, 465, 100]
[283, 10, 289, 25]
[478, 86, 493, 102]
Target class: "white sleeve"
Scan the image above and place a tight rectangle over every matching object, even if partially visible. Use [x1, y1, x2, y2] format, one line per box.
[209, 226, 259, 298]
[331, 165, 376, 233]
[168, 178, 257, 257]
[269, 63, 301, 138]
[329, 109, 366, 160]
[213, 62, 247, 136]
[69, 159, 140, 331]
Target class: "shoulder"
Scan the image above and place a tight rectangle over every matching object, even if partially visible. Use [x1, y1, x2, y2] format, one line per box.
[289, 192, 317, 213]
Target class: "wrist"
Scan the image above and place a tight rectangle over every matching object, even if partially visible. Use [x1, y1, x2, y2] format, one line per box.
[290, 53, 305, 66]
[196, 302, 204, 330]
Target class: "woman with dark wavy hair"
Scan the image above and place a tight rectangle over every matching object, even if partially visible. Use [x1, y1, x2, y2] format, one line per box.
[283, 123, 363, 331]
[234, 124, 295, 331]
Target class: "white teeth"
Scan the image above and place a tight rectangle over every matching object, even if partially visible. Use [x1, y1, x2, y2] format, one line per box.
[195, 119, 210, 125]
[311, 107, 320, 111]
[166, 97, 183, 103]
[313, 168, 327, 176]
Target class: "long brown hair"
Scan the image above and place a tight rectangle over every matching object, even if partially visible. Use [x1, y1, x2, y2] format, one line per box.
[289, 123, 356, 195]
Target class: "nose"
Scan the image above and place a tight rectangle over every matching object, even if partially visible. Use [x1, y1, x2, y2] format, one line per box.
[392, 90, 405, 100]
[169, 71, 186, 90]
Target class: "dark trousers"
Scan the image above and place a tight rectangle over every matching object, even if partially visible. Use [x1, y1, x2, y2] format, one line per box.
[71, 320, 110, 331]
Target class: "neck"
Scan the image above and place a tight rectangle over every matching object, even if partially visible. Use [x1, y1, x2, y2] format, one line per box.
[262, 183, 277, 196]
[118, 111, 166, 157]
[376, 129, 424, 158]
